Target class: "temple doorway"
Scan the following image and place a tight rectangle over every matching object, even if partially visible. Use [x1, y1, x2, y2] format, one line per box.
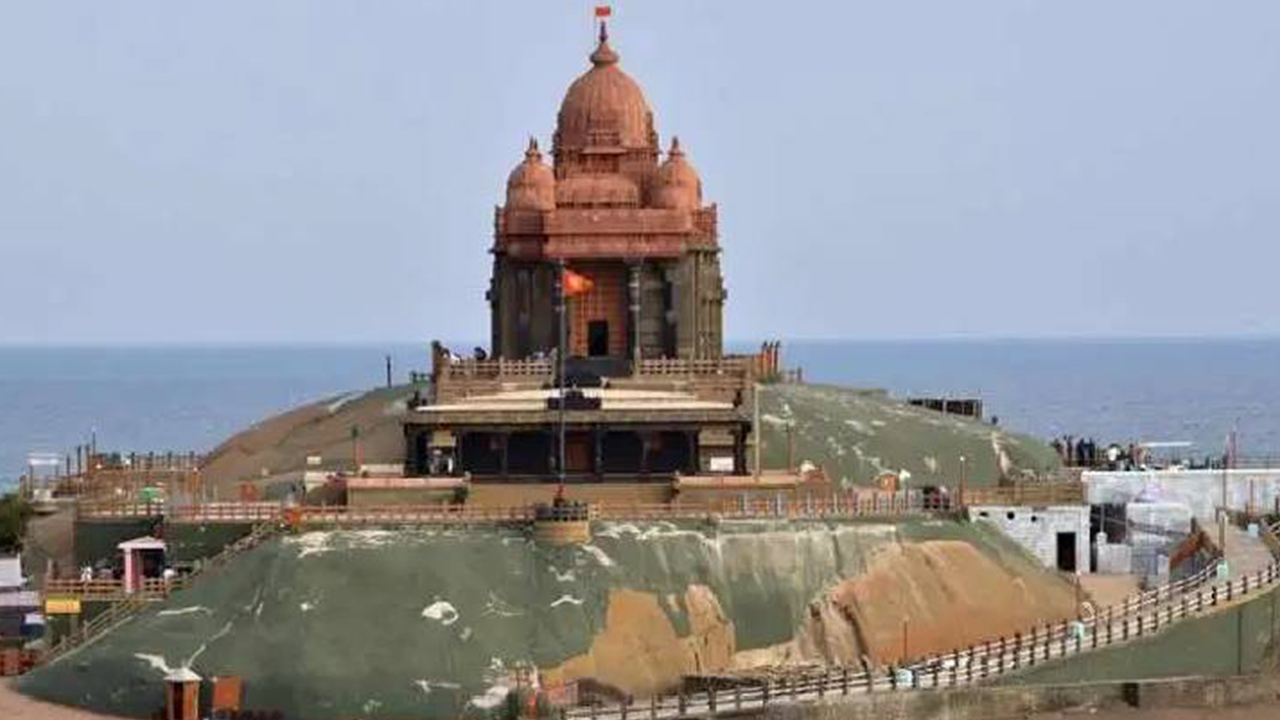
[588, 320, 610, 357]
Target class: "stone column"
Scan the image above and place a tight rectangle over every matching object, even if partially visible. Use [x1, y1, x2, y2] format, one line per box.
[640, 432, 653, 477]
[499, 432, 510, 479]
[628, 262, 642, 371]
[685, 430, 700, 475]
[594, 428, 605, 480]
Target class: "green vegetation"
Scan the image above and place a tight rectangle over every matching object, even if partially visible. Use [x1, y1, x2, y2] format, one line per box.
[0, 493, 33, 552]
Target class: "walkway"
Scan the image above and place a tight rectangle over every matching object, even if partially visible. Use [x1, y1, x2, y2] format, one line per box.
[562, 521, 1280, 720]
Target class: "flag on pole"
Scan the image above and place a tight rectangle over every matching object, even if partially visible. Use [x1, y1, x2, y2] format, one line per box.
[563, 269, 595, 297]
[595, 5, 612, 18]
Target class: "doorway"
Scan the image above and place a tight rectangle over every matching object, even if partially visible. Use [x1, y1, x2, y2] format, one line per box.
[1056, 532, 1078, 572]
[588, 320, 610, 357]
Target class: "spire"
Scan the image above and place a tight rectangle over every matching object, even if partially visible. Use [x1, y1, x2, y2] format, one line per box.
[590, 20, 619, 66]
[669, 136, 684, 158]
[525, 136, 541, 161]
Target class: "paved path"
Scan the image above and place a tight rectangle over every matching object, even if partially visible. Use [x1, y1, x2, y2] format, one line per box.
[1218, 521, 1273, 578]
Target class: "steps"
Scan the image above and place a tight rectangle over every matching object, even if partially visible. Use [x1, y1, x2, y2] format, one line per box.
[38, 521, 281, 666]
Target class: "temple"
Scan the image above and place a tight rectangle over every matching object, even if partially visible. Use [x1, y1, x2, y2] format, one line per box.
[489, 23, 725, 367]
[402, 24, 789, 489]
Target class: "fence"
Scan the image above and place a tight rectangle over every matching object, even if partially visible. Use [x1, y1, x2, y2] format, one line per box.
[76, 491, 928, 527]
[560, 521, 1280, 720]
[37, 522, 280, 668]
[961, 482, 1085, 506]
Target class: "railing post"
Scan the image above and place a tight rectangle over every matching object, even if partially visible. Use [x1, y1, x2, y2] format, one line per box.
[762, 682, 770, 707]
[706, 690, 714, 714]
[841, 667, 849, 696]
[677, 693, 686, 716]
[735, 684, 742, 709]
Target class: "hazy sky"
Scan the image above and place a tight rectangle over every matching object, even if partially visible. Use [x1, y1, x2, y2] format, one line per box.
[2, 1, 1278, 344]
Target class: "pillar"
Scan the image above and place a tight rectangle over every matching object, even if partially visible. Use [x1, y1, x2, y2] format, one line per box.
[685, 430, 699, 475]
[499, 432, 510, 479]
[165, 670, 201, 720]
[122, 550, 136, 594]
[594, 428, 604, 480]
[547, 429, 559, 477]
[628, 262, 642, 370]
[640, 432, 653, 477]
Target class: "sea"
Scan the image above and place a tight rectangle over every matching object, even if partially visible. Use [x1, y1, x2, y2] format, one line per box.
[2, 339, 1278, 489]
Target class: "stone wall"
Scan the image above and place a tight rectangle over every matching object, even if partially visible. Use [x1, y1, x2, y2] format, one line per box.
[969, 504, 1090, 573]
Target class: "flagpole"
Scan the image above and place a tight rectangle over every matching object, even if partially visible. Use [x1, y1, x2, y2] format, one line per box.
[557, 260, 567, 494]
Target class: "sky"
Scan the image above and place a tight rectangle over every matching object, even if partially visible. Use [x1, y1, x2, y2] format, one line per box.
[1, 1, 1279, 345]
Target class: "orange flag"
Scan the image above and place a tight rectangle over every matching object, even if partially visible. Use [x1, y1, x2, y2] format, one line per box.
[563, 269, 595, 297]
[595, 6, 612, 18]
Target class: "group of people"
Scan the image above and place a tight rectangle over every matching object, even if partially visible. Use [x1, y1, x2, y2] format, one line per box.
[1051, 436, 1147, 470]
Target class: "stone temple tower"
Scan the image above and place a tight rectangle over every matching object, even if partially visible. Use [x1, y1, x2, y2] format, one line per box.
[488, 23, 726, 369]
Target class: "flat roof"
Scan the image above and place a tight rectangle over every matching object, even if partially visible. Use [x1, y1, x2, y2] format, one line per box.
[410, 387, 745, 426]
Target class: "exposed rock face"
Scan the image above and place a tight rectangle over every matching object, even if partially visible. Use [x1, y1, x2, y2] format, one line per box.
[542, 586, 736, 697]
[19, 520, 1076, 720]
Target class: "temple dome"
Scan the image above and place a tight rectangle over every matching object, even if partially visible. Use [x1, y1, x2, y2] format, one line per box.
[555, 24, 656, 151]
[653, 137, 702, 210]
[505, 139, 555, 211]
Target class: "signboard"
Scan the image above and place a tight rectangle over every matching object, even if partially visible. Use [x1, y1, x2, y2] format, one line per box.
[709, 456, 735, 473]
[44, 598, 81, 615]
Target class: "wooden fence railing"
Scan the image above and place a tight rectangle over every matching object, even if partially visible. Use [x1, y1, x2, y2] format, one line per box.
[76, 491, 931, 525]
[37, 521, 281, 667]
[962, 482, 1086, 506]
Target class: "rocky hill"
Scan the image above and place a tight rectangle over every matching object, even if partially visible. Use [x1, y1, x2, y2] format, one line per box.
[20, 519, 1078, 720]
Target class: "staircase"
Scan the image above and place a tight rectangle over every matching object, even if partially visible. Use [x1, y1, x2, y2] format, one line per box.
[39, 521, 281, 666]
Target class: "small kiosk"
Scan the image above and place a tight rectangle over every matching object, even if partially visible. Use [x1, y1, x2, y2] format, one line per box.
[117, 536, 166, 594]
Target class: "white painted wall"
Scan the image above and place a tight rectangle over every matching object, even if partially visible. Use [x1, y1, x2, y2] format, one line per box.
[1084, 469, 1280, 520]
[970, 504, 1090, 574]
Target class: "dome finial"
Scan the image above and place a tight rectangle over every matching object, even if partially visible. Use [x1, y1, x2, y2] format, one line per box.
[669, 136, 683, 157]
[526, 136, 540, 158]
[590, 20, 619, 66]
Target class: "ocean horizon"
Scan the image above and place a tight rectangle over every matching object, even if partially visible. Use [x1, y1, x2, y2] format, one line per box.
[2, 337, 1278, 484]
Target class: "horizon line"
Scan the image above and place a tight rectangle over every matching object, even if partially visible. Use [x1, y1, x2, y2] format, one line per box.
[2, 332, 1280, 349]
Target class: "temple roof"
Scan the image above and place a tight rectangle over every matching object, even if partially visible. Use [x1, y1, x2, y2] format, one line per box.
[555, 23, 656, 152]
